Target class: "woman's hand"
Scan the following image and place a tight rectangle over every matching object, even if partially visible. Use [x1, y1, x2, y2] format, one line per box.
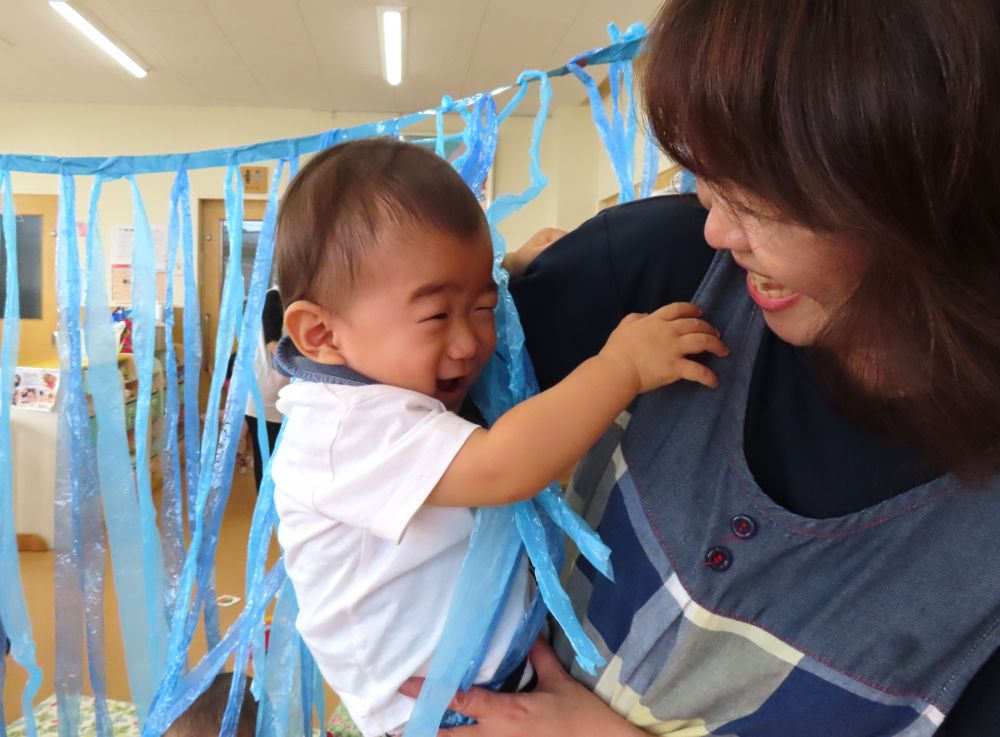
[400, 639, 646, 737]
[502, 228, 567, 278]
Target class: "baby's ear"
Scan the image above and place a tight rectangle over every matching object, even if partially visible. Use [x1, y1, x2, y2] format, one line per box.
[283, 300, 347, 364]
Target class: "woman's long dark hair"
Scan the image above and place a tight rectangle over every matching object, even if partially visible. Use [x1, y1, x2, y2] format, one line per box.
[643, 0, 1000, 478]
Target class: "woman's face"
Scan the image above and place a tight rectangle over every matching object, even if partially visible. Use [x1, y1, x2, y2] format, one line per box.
[696, 180, 866, 346]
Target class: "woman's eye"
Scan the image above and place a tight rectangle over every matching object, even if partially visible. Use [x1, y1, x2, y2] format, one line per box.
[423, 313, 448, 322]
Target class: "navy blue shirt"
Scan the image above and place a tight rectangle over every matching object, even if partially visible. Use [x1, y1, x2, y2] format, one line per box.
[509, 194, 996, 735]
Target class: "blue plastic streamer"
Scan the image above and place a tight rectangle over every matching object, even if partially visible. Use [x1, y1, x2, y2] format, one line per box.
[680, 169, 697, 194]
[175, 171, 202, 534]
[406, 68, 613, 736]
[144, 564, 286, 737]
[127, 175, 170, 678]
[0, 613, 6, 732]
[149, 166, 248, 734]
[82, 175, 163, 726]
[607, 24, 639, 198]
[569, 24, 647, 205]
[78, 179, 114, 737]
[54, 171, 87, 737]
[149, 159, 285, 735]
[213, 163, 286, 737]
[0, 170, 43, 737]
[160, 174, 188, 613]
[191, 165, 247, 656]
[197, 156, 286, 661]
[259, 580, 305, 737]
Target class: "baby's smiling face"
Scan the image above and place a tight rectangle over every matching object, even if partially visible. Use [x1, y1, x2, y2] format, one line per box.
[330, 226, 498, 410]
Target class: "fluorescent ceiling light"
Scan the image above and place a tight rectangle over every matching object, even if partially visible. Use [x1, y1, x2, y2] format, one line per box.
[49, 1, 147, 79]
[379, 7, 405, 86]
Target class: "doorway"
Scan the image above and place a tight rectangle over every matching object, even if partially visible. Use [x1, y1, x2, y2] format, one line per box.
[0, 194, 59, 367]
[197, 198, 269, 407]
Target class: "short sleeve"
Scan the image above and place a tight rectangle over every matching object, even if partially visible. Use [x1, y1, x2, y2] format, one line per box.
[312, 388, 479, 543]
[509, 194, 713, 389]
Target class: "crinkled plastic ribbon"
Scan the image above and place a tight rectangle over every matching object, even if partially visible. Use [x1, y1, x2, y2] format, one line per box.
[82, 175, 165, 725]
[569, 23, 647, 205]
[160, 174, 188, 613]
[0, 170, 43, 737]
[127, 174, 170, 673]
[404, 69, 615, 737]
[174, 172, 203, 534]
[54, 173, 112, 737]
[148, 166, 246, 729]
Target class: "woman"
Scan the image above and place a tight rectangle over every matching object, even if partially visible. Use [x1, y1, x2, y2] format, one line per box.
[409, 1, 1000, 734]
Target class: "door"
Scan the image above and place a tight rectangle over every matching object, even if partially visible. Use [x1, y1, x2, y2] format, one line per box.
[197, 199, 269, 407]
[0, 194, 59, 366]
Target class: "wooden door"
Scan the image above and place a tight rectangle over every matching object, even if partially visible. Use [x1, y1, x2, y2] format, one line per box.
[0, 194, 59, 366]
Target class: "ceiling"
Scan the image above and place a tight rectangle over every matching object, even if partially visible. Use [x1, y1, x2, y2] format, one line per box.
[0, 0, 663, 114]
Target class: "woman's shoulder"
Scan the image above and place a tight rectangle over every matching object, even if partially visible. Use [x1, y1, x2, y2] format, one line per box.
[510, 194, 714, 389]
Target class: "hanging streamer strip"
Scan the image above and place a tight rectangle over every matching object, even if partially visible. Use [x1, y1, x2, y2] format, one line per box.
[79, 176, 159, 726]
[127, 175, 171, 682]
[259, 579, 305, 737]
[174, 172, 202, 533]
[143, 563, 286, 737]
[607, 23, 639, 201]
[404, 69, 614, 737]
[568, 23, 647, 205]
[0, 170, 43, 737]
[160, 174, 187, 614]
[75, 178, 117, 737]
[213, 161, 287, 737]
[147, 158, 280, 734]
[157, 166, 244, 709]
[54, 172, 104, 737]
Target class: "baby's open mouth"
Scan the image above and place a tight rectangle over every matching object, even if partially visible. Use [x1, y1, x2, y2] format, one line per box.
[436, 377, 462, 394]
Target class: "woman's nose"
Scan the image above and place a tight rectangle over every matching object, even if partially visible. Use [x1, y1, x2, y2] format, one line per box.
[703, 202, 750, 252]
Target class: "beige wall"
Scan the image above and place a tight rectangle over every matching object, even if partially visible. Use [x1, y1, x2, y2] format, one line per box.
[0, 100, 634, 309]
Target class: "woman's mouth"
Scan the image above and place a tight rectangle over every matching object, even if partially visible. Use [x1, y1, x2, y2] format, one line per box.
[746, 271, 801, 311]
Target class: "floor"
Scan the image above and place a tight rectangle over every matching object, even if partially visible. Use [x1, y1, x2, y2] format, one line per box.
[3, 467, 339, 727]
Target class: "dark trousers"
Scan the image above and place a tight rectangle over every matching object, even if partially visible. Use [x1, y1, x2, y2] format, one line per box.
[245, 415, 282, 492]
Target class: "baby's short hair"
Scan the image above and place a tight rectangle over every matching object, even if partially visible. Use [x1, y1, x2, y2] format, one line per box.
[164, 672, 257, 737]
[275, 138, 489, 311]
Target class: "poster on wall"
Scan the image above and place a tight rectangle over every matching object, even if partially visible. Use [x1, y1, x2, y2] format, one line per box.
[11, 367, 59, 411]
[112, 224, 168, 270]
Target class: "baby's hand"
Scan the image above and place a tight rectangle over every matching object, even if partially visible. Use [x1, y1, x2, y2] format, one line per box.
[599, 303, 729, 393]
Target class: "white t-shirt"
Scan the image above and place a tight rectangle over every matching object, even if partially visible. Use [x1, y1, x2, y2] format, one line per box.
[244, 330, 288, 423]
[272, 381, 532, 737]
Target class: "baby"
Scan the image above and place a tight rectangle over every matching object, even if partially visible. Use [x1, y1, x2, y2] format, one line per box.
[270, 138, 727, 737]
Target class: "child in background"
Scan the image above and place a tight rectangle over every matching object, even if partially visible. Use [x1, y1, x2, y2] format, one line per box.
[270, 139, 728, 737]
[164, 673, 257, 737]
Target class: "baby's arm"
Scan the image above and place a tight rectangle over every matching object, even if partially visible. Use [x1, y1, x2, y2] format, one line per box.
[426, 302, 728, 507]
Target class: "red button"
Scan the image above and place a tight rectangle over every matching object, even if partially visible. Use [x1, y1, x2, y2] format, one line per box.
[705, 546, 732, 572]
[731, 515, 757, 539]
